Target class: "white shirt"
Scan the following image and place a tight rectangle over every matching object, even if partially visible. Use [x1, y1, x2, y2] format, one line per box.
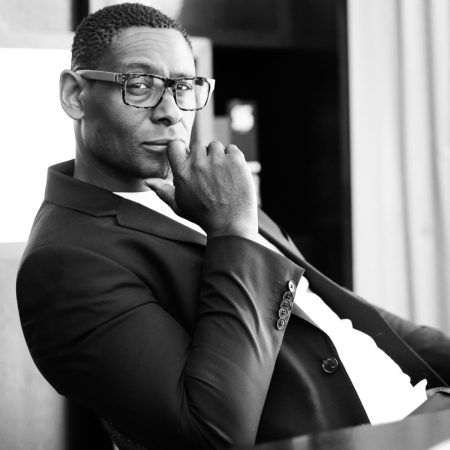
[115, 189, 428, 424]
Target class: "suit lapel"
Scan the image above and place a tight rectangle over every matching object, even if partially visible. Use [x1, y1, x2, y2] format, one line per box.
[258, 209, 305, 261]
[115, 198, 207, 246]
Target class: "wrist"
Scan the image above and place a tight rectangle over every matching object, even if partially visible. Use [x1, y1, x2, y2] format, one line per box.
[207, 222, 258, 241]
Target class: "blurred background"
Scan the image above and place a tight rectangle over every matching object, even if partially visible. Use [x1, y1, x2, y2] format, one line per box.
[0, 0, 448, 448]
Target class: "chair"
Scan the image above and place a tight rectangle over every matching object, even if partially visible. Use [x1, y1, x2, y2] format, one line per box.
[101, 418, 151, 450]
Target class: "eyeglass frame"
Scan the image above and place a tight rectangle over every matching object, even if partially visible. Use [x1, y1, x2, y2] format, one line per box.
[75, 70, 216, 112]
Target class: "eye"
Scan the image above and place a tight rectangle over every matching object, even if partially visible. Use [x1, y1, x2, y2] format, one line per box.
[129, 82, 148, 90]
[176, 80, 194, 91]
[126, 76, 156, 92]
[128, 80, 151, 89]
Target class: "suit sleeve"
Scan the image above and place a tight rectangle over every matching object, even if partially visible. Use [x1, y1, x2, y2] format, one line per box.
[16, 236, 303, 449]
[373, 305, 450, 385]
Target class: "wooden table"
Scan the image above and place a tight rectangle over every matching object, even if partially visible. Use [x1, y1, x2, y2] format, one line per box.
[238, 409, 450, 450]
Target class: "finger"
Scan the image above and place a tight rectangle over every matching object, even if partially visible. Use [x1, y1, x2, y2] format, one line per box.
[166, 140, 190, 175]
[207, 140, 225, 156]
[189, 141, 208, 163]
[207, 141, 226, 162]
[144, 178, 177, 211]
[224, 144, 246, 163]
[224, 144, 241, 155]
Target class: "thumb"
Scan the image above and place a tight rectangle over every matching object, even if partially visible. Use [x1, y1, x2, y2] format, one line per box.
[145, 178, 177, 212]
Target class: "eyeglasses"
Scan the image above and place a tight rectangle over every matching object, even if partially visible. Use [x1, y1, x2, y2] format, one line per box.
[76, 70, 215, 111]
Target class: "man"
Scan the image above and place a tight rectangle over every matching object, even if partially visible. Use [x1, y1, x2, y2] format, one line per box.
[16, 3, 450, 450]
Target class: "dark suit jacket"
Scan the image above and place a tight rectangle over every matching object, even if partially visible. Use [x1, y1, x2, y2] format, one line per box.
[16, 160, 450, 449]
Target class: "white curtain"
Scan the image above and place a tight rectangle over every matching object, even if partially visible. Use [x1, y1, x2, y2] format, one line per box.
[348, 0, 450, 332]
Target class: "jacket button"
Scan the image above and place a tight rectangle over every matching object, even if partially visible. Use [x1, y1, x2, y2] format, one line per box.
[280, 299, 292, 310]
[278, 307, 290, 319]
[288, 280, 296, 293]
[282, 291, 294, 302]
[276, 318, 287, 330]
[322, 357, 339, 374]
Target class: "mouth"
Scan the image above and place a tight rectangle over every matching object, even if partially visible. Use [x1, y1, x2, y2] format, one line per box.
[142, 138, 187, 149]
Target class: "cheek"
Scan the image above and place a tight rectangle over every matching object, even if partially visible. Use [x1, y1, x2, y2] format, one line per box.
[84, 106, 139, 147]
[83, 89, 134, 137]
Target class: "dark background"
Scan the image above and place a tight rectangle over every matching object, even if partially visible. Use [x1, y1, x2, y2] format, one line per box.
[213, 46, 349, 287]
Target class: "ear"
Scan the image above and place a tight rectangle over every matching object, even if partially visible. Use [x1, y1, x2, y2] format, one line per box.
[60, 70, 86, 120]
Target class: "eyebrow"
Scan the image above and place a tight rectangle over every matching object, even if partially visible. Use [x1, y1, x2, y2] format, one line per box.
[121, 62, 195, 78]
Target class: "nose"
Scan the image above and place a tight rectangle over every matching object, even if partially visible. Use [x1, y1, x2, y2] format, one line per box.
[150, 87, 182, 126]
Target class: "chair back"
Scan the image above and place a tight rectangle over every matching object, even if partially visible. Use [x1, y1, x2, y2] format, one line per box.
[101, 418, 150, 450]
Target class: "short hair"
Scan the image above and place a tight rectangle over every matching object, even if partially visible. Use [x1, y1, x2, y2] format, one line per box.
[71, 2, 192, 70]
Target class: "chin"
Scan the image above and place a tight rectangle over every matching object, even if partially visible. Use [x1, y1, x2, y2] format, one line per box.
[137, 154, 171, 179]
[141, 164, 172, 180]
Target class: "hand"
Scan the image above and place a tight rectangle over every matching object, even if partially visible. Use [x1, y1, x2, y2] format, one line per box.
[145, 140, 258, 240]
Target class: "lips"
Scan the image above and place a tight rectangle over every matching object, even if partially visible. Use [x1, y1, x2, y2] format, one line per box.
[142, 143, 167, 151]
[142, 142, 168, 154]
[143, 138, 186, 147]
[142, 139, 185, 154]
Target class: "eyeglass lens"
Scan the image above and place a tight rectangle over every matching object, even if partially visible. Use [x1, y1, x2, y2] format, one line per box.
[124, 75, 210, 110]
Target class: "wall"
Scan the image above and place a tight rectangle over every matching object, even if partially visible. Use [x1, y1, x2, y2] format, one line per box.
[0, 0, 73, 444]
[0, 0, 71, 32]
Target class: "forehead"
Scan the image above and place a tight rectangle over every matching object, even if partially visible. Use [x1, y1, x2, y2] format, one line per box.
[99, 27, 195, 76]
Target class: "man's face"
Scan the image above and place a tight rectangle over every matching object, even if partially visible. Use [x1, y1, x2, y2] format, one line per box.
[78, 27, 196, 185]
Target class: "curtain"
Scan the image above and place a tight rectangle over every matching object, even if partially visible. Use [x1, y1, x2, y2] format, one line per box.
[348, 0, 450, 332]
